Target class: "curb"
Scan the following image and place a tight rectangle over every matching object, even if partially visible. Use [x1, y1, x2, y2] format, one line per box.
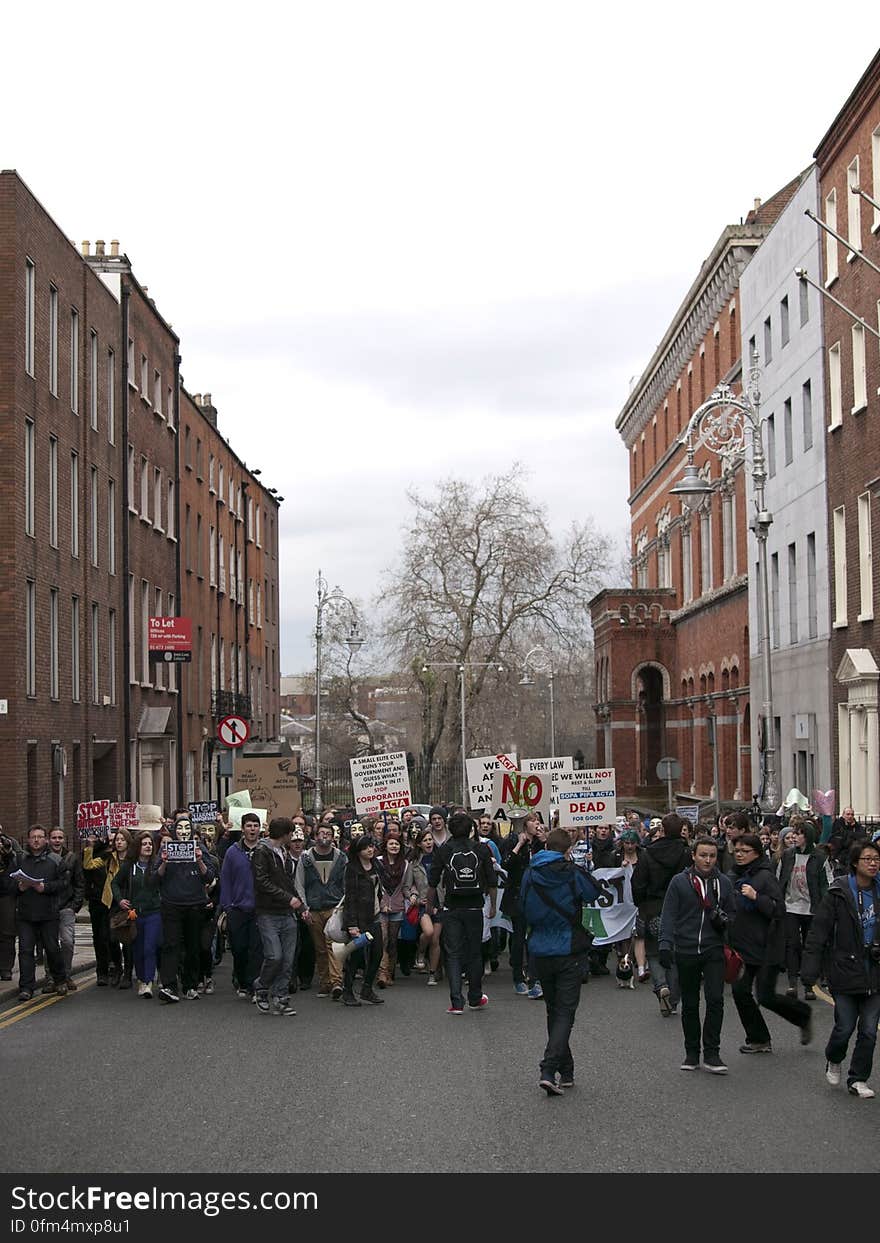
[0, 957, 96, 1007]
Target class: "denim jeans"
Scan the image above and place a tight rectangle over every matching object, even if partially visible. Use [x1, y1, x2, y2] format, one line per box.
[676, 949, 725, 1058]
[58, 908, 76, 978]
[133, 911, 163, 985]
[534, 954, 583, 1080]
[254, 913, 298, 999]
[826, 991, 880, 1085]
[441, 907, 484, 1008]
[646, 945, 680, 1005]
[732, 962, 810, 1045]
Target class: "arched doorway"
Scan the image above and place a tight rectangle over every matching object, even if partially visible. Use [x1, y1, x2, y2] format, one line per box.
[637, 665, 665, 789]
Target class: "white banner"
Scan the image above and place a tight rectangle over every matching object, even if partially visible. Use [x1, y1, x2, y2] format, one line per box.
[675, 804, 699, 826]
[350, 750, 413, 815]
[465, 753, 518, 812]
[557, 769, 617, 828]
[583, 865, 636, 946]
[491, 769, 551, 822]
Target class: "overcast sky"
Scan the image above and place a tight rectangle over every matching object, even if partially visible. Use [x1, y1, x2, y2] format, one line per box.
[4, 4, 876, 672]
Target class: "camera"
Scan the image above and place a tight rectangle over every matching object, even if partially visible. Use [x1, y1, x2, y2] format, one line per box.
[709, 907, 729, 933]
[869, 942, 880, 965]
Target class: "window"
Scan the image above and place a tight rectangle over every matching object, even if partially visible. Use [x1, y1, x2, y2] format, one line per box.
[70, 309, 79, 413]
[219, 534, 226, 592]
[788, 543, 798, 645]
[89, 331, 99, 429]
[247, 496, 255, 541]
[49, 589, 59, 700]
[108, 480, 116, 574]
[25, 259, 35, 376]
[26, 580, 36, 696]
[219, 638, 226, 691]
[167, 480, 175, 538]
[218, 462, 225, 502]
[209, 526, 216, 586]
[256, 582, 262, 628]
[847, 157, 861, 257]
[763, 317, 772, 365]
[127, 445, 137, 512]
[154, 588, 164, 689]
[209, 455, 215, 493]
[91, 603, 100, 704]
[825, 189, 838, 284]
[24, 419, 35, 536]
[799, 277, 809, 327]
[852, 323, 867, 412]
[167, 594, 176, 692]
[229, 476, 235, 512]
[140, 456, 149, 520]
[873, 126, 880, 233]
[141, 354, 148, 398]
[184, 505, 192, 572]
[770, 552, 779, 649]
[153, 469, 163, 531]
[141, 581, 150, 683]
[229, 546, 236, 601]
[248, 578, 255, 623]
[71, 596, 80, 702]
[109, 610, 117, 705]
[127, 337, 135, 382]
[154, 370, 162, 415]
[807, 533, 817, 639]
[858, 492, 873, 621]
[211, 634, 217, 695]
[184, 426, 192, 470]
[107, 349, 115, 444]
[70, 451, 79, 556]
[255, 506, 261, 547]
[196, 514, 203, 576]
[829, 343, 842, 428]
[783, 398, 793, 466]
[167, 386, 175, 429]
[802, 379, 813, 451]
[128, 576, 136, 683]
[196, 438, 203, 480]
[90, 466, 99, 567]
[48, 436, 58, 547]
[49, 285, 58, 395]
[780, 296, 790, 347]
[833, 506, 847, 626]
[237, 550, 244, 601]
[766, 413, 776, 477]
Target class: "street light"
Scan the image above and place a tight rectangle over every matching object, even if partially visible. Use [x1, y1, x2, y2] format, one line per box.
[669, 352, 779, 812]
[314, 570, 363, 817]
[421, 661, 504, 806]
[519, 645, 556, 757]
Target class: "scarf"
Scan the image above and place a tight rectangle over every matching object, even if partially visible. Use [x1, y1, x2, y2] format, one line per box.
[378, 851, 406, 894]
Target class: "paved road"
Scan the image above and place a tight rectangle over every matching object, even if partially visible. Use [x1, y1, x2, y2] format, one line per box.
[1, 956, 876, 1173]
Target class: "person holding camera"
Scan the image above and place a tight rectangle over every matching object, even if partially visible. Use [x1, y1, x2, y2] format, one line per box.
[801, 840, 880, 1099]
[658, 836, 737, 1074]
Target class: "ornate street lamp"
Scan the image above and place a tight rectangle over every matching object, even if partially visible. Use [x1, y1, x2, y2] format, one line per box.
[314, 570, 363, 817]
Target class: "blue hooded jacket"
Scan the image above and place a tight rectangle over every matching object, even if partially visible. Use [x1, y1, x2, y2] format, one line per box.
[521, 850, 603, 957]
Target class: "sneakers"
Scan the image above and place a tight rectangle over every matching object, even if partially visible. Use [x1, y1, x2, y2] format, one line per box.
[342, 991, 362, 1007]
[513, 982, 529, 996]
[184, 988, 199, 1000]
[527, 983, 543, 1000]
[138, 983, 152, 998]
[316, 990, 331, 998]
[825, 1062, 842, 1086]
[18, 989, 34, 1001]
[539, 1077, 564, 1096]
[360, 987, 385, 1005]
[703, 1055, 729, 1074]
[638, 966, 651, 983]
[65, 978, 77, 992]
[848, 1081, 875, 1099]
[426, 973, 438, 987]
[331, 986, 343, 1001]
[800, 1015, 814, 1046]
[658, 985, 673, 1017]
[118, 976, 132, 991]
[739, 1042, 772, 1054]
[158, 986, 179, 1004]
[468, 994, 489, 1010]
[270, 998, 296, 1016]
[785, 985, 798, 998]
[96, 975, 109, 987]
[41, 979, 55, 994]
[203, 979, 215, 996]
[414, 957, 426, 971]
[54, 981, 68, 997]
[447, 1005, 464, 1014]
[197, 982, 206, 994]
[255, 992, 271, 1013]
[236, 988, 251, 999]
[680, 1056, 700, 1071]
[557, 1075, 574, 1088]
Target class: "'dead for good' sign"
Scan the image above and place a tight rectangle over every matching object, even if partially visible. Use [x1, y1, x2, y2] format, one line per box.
[349, 751, 413, 814]
[557, 769, 617, 828]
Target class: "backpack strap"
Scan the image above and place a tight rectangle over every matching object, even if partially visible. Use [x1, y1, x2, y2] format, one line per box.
[528, 874, 581, 929]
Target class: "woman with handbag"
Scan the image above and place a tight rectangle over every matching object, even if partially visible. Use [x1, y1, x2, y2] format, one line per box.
[111, 831, 161, 998]
[84, 828, 133, 989]
[375, 832, 418, 988]
[729, 833, 813, 1054]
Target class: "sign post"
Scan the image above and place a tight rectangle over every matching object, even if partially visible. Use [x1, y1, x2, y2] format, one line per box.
[656, 756, 682, 813]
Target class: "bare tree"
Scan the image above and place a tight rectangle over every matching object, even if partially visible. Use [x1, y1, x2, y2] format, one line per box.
[382, 463, 613, 797]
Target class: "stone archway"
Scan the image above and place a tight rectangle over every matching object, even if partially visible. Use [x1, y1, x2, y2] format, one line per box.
[635, 663, 667, 790]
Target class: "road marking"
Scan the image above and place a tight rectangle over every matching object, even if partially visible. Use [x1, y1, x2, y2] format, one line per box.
[0, 974, 97, 1030]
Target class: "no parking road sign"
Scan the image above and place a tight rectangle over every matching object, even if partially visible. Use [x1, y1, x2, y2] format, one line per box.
[218, 715, 250, 748]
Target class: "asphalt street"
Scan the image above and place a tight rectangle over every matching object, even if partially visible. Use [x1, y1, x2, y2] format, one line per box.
[2, 955, 877, 1174]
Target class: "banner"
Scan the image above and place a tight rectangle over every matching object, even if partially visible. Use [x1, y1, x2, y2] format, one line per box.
[350, 751, 412, 814]
[465, 753, 517, 811]
[582, 865, 636, 946]
[76, 800, 110, 837]
[491, 769, 551, 822]
[557, 769, 616, 828]
[109, 802, 138, 829]
[164, 840, 196, 863]
[675, 804, 699, 826]
[188, 800, 219, 826]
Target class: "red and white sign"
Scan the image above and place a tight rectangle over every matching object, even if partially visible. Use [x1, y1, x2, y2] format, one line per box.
[109, 802, 139, 829]
[218, 715, 250, 748]
[77, 800, 110, 834]
[148, 616, 192, 652]
[557, 769, 617, 828]
[350, 751, 412, 814]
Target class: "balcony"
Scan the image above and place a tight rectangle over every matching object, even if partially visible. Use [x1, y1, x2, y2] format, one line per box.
[211, 690, 252, 720]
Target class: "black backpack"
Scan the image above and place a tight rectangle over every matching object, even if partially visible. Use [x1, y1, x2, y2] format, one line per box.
[443, 843, 483, 898]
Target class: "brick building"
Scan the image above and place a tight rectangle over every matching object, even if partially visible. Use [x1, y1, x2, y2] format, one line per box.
[590, 184, 798, 804]
[814, 51, 880, 819]
[0, 170, 281, 833]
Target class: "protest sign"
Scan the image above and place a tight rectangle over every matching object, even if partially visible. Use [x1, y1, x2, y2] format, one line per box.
[164, 840, 196, 863]
[465, 754, 517, 812]
[225, 789, 253, 811]
[557, 769, 617, 828]
[350, 751, 412, 815]
[491, 769, 551, 822]
[229, 806, 268, 829]
[109, 802, 138, 830]
[582, 866, 637, 946]
[188, 801, 219, 826]
[77, 800, 110, 838]
[675, 804, 700, 827]
[232, 755, 302, 819]
[522, 756, 576, 800]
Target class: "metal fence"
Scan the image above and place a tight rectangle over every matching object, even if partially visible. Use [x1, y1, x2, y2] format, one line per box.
[301, 759, 464, 813]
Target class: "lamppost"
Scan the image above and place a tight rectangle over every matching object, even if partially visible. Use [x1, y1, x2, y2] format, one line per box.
[314, 570, 363, 817]
[519, 645, 556, 757]
[421, 661, 505, 806]
[670, 352, 779, 811]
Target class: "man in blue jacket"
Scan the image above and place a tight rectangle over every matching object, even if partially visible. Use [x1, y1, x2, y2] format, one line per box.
[521, 828, 604, 1096]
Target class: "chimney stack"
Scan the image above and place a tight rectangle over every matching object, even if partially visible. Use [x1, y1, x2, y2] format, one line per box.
[193, 394, 202, 405]
[110, 240, 119, 257]
[81, 241, 90, 256]
[753, 197, 762, 212]
[95, 239, 105, 256]
[203, 393, 211, 406]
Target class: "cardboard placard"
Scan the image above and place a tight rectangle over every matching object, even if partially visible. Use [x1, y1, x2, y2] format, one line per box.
[77, 800, 110, 836]
[164, 840, 196, 863]
[465, 754, 518, 812]
[231, 755, 303, 820]
[109, 802, 138, 829]
[491, 769, 551, 822]
[350, 751, 412, 814]
[557, 769, 617, 828]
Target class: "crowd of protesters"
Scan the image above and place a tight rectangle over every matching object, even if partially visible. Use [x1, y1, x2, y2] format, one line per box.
[1, 796, 878, 1097]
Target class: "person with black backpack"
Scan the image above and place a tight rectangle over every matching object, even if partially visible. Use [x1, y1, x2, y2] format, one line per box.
[521, 828, 605, 1096]
[426, 811, 497, 1015]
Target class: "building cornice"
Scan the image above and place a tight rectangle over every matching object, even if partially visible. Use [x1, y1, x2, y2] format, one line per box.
[670, 574, 748, 624]
[814, 50, 880, 168]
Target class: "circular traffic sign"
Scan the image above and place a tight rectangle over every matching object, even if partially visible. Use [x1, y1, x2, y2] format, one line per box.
[656, 756, 682, 782]
[218, 715, 250, 748]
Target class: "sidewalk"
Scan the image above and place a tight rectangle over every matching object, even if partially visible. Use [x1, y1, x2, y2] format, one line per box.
[0, 914, 96, 1005]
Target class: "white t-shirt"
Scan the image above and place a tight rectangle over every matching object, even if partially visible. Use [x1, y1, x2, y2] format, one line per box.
[786, 852, 811, 915]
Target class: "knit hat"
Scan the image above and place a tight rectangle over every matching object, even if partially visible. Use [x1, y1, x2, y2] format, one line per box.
[428, 806, 448, 822]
